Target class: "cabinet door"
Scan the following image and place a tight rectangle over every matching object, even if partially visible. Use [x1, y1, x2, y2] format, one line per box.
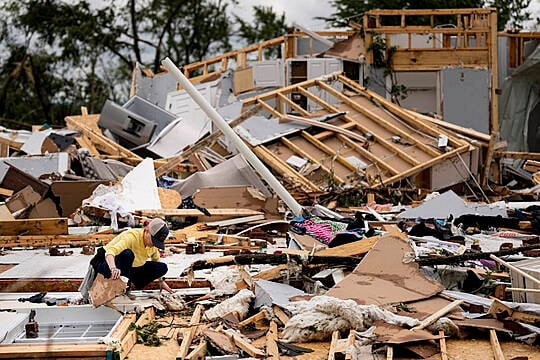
[306, 59, 327, 111]
[252, 60, 284, 87]
[324, 59, 343, 106]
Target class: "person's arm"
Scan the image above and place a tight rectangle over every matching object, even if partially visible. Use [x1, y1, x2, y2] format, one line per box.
[105, 254, 121, 280]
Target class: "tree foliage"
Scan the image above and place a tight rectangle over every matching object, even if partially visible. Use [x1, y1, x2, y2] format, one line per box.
[0, 0, 271, 127]
[235, 5, 288, 57]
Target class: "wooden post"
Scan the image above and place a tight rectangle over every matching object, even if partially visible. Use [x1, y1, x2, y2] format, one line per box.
[177, 304, 204, 359]
[266, 321, 279, 360]
[489, 329, 506, 360]
[411, 300, 464, 331]
[439, 330, 448, 360]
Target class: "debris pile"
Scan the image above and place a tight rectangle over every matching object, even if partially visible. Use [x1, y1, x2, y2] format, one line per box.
[0, 8, 539, 359]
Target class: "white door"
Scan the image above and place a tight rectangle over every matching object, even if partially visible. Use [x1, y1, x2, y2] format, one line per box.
[306, 59, 327, 111]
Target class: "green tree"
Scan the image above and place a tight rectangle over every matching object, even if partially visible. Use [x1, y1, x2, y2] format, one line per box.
[322, 0, 532, 30]
[0, 0, 237, 127]
[235, 5, 288, 57]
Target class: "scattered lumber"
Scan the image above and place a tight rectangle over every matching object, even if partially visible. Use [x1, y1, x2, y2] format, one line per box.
[411, 300, 464, 330]
[177, 304, 204, 360]
[0, 217, 68, 236]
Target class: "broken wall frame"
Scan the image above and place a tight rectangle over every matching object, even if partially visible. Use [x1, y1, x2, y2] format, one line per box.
[242, 73, 473, 191]
[362, 8, 498, 185]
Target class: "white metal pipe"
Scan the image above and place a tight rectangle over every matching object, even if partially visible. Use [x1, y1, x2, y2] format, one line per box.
[161, 57, 304, 216]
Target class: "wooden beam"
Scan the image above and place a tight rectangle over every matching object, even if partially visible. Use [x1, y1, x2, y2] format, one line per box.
[223, 329, 265, 358]
[0, 218, 68, 236]
[253, 145, 320, 191]
[135, 208, 263, 218]
[336, 134, 400, 176]
[284, 114, 367, 143]
[328, 330, 339, 360]
[75, 134, 100, 156]
[266, 321, 280, 360]
[337, 75, 466, 148]
[0, 343, 107, 359]
[109, 313, 137, 340]
[366, 8, 495, 16]
[489, 329, 506, 360]
[243, 77, 319, 106]
[178, 304, 204, 359]
[411, 300, 464, 331]
[185, 340, 207, 360]
[297, 86, 420, 166]
[301, 131, 362, 174]
[491, 254, 540, 287]
[272, 305, 290, 326]
[120, 307, 155, 360]
[276, 92, 310, 116]
[0, 278, 210, 293]
[439, 331, 448, 360]
[65, 116, 142, 160]
[155, 104, 263, 177]
[316, 235, 378, 257]
[316, 80, 441, 157]
[281, 137, 345, 183]
[345, 330, 355, 360]
[378, 144, 471, 187]
[505, 287, 540, 293]
[238, 311, 266, 327]
[494, 151, 540, 160]
[386, 346, 393, 360]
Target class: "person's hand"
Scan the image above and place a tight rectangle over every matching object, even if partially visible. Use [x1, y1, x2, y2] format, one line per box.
[159, 280, 175, 294]
[110, 267, 121, 280]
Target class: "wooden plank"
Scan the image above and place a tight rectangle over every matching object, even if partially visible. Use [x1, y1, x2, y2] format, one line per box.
[0, 278, 210, 293]
[266, 321, 280, 360]
[237, 264, 287, 290]
[301, 131, 361, 173]
[253, 145, 320, 191]
[439, 330, 448, 360]
[411, 300, 464, 331]
[109, 313, 137, 340]
[135, 208, 263, 217]
[0, 218, 68, 236]
[296, 86, 420, 167]
[206, 215, 266, 227]
[328, 330, 339, 360]
[155, 104, 262, 177]
[281, 137, 345, 183]
[317, 80, 441, 157]
[379, 145, 471, 187]
[0, 188, 13, 197]
[185, 340, 207, 360]
[386, 346, 393, 360]
[316, 235, 378, 257]
[344, 330, 355, 360]
[494, 151, 540, 160]
[491, 254, 540, 287]
[0, 343, 107, 358]
[65, 115, 142, 160]
[238, 311, 265, 327]
[489, 329, 506, 360]
[272, 305, 290, 326]
[120, 307, 155, 360]
[505, 287, 540, 293]
[177, 304, 204, 359]
[337, 75, 466, 148]
[223, 329, 265, 358]
[75, 134, 100, 157]
[336, 134, 400, 176]
[366, 8, 494, 16]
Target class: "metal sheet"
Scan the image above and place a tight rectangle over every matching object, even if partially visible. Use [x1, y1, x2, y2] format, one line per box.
[441, 67, 490, 134]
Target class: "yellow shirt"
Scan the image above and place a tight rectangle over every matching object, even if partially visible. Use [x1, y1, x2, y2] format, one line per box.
[104, 228, 160, 267]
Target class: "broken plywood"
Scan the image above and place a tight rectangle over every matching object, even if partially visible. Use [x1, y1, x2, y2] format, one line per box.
[325, 235, 444, 305]
[193, 186, 278, 214]
[89, 273, 128, 307]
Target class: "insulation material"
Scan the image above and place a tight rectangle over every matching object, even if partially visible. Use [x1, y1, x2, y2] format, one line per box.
[281, 295, 455, 343]
[207, 267, 242, 296]
[205, 289, 254, 321]
[170, 154, 271, 198]
[397, 190, 507, 219]
[325, 235, 444, 305]
[85, 158, 160, 229]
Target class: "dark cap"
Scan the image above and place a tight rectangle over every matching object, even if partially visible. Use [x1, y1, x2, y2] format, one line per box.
[148, 218, 169, 250]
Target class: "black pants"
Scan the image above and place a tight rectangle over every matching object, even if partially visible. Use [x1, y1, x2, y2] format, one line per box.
[95, 249, 168, 289]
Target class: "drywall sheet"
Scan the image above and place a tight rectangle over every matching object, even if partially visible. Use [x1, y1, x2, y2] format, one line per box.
[0, 153, 69, 180]
[397, 190, 507, 219]
[254, 279, 307, 309]
[170, 154, 271, 198]
[134, 63, 178, 109]
[442, 67, 490, 134]
[325, 235, 444, 305]
[395, 71, 438, 114]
